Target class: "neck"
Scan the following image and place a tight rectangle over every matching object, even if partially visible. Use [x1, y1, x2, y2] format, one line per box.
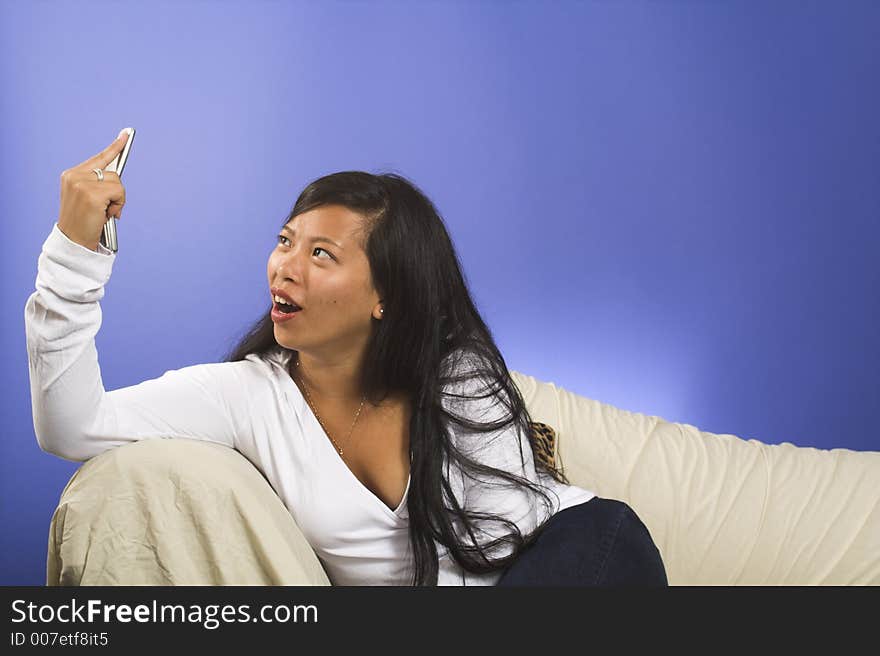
[294, 350, 366, 405]
[293, 350, 410, 412]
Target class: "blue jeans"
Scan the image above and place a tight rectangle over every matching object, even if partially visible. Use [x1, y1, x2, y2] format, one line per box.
[495, 497, 668, 587]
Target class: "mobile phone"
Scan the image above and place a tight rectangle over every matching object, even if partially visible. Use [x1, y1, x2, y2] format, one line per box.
[99, 127, 136, 253]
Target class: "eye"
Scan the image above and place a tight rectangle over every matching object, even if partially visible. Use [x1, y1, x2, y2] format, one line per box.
[276, 235, 335, 260]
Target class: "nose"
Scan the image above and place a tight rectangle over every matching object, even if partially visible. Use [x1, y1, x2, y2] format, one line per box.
[273, 243, 307, 284]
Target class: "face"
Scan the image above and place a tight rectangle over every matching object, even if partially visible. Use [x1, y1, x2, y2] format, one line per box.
[267, 204, 383, 358]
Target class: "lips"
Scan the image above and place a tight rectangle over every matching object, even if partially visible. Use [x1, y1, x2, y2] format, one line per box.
[271, 302, 300, 323]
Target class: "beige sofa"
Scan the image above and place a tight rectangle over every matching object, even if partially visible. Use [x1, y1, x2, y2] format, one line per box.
[47, 370, 880, 586]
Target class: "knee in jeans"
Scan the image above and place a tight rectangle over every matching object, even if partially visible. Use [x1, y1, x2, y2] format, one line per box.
[495, 497, 667, 587]
[594, 498, 668, 587]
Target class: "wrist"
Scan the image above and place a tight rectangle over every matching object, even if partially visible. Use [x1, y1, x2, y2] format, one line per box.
[56, 222, 100, 252]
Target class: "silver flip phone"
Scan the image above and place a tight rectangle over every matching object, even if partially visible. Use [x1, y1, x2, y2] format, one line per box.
[99, 127, 136, 253]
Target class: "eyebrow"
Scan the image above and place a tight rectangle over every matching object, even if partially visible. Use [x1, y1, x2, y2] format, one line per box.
[281, 224, 344, 249]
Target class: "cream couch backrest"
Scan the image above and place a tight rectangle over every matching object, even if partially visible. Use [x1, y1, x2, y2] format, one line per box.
[510, 370, 880, 585]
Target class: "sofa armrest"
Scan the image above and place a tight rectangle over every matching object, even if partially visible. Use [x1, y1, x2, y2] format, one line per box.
[47, 438, 332, 586]
[510, 369, 880, 585]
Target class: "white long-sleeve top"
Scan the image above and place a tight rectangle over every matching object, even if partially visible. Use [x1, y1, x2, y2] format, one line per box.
[25, 222, 596, 586]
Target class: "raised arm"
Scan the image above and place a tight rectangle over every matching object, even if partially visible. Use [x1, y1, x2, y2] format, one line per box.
[25, 222, 242, 463]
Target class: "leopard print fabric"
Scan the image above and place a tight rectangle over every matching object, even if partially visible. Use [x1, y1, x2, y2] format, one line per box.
[527, 421, 558, 471]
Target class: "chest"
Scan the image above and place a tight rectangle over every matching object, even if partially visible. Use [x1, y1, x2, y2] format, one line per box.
[314, 396, 411, 513]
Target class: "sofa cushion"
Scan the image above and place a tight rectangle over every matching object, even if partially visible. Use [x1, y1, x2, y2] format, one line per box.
[48, 437, 332, 585]
[528, 421, 558, 471]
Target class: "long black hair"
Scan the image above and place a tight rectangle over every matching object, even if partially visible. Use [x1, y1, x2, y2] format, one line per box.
[223, 170, 571, 585]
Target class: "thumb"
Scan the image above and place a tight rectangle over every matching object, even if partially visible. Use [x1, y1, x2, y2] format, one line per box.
[79, 129, 130, 171]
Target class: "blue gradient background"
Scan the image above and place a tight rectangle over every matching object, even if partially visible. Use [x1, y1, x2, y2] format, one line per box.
[1, 1, 878, 585]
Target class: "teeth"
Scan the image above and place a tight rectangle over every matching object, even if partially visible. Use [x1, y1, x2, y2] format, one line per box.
[274, 294, 298, 307]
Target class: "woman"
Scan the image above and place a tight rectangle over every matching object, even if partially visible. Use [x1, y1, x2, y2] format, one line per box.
[26, 131, 667, 586]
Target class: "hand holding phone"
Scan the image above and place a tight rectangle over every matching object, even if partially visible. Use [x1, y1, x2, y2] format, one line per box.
[57, 128, 135, 253]
[99, 127, 136, 252]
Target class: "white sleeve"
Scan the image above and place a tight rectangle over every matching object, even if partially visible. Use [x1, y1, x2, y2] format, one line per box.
[25, 222, 239, 462]
[440, 360, 546, 565]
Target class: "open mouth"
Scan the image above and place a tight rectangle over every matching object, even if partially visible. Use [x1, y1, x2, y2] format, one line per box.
[275, 301, 301, 314]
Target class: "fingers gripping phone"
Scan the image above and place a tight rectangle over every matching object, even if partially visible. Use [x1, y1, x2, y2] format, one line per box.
[99, 127, 136, 252]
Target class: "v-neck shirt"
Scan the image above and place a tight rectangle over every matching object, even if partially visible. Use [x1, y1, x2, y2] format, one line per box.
[26, 222, 596, 586]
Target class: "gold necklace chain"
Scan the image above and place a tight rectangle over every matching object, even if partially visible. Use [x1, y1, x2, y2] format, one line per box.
[295, 356, 366, 456]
